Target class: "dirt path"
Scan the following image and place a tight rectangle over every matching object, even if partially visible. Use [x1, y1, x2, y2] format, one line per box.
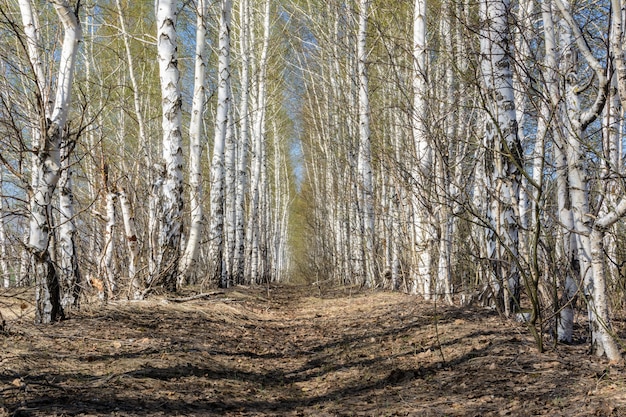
[1, 284, 625, 416]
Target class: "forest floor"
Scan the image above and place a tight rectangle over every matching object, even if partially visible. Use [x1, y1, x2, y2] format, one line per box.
[0, 284, 626, 416]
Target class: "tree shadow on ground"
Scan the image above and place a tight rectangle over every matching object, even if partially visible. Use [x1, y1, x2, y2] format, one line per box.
[1, 284, 624, 416]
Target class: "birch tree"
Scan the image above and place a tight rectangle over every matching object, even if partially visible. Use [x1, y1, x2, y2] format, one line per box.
[207, 0, 233, 287]
[59, 137, 80, 308]
[19, 0, 81, 323]
[118, 187, 141, 299]
[155, 0, 183, 292]
[246, 0, 271, 284]
[411, 0, 434, 298]
[479, 0, 522, 315]
[179, 0, 209, 286]
[0, 168, 8, 288]
[552, 0, 614, 355]
[100, 186, 117, 300]
[232, 0, 251, 284]
[356, 0, 376, 287]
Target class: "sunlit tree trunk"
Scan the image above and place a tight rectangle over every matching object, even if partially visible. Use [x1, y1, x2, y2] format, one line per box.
[479, 0, 522, 315]
[148, 165, 164, 283]
[224, 105, 236, 286]
[554, 0, 610, 352]
[539, 0, 576, 342]
[208, 0, 233, 287]
[119, 187, 141, 300]
[19, 233, 31, 287]
[600, 57, 622, 288]
[512, 0, 533, 277]
[155, 0, 184, 292]
[578, 0, 626, 360]
[411, 0, 433, 298]
[435, 1, 456, 304]
[115, 0, 151, 169]
[20, 0, 81, 323]
[247, 0, 271, 283]
[233, 0, 251, 285]
[59, 138, 80, 309]
[0, 168, 8, 288]
[100, 190, 117, 300]
[589, 221, 623, 360]
[357, 0, 376, 287]
[179, 0, 208, 286]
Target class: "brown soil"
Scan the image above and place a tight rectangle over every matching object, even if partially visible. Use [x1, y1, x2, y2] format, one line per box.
[0, 284, 625, 416]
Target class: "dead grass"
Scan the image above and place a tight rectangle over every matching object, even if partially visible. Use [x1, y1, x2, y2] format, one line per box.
[0, 284, 625, 416]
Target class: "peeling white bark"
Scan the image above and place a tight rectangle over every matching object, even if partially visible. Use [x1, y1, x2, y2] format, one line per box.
[179, 0, 208, 286]
[357, 0, 376, 287]
[20, 0, 81, 323]
[208, 0, 233, 287]
[479, 0, 522, 315]
[156, 0, 184, 291]
[119, 188, 141, 300]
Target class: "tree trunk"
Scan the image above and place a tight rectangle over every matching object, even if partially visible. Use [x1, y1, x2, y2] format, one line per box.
[208, 0, 233, 287]
[479, 0, 522, 315]
[233, 0, 251, 285]
[100, 191, 117, 300]
[119, 187, 141, 300]
[554, 0, 610, 349]
[179, 0, 208, 286]
[20, 0, 81, 323]
[411, 0, 433, 298]
[246, 0, 271, 284]
[156, 0, 184, 292]
[0, 168, 9, 288]
[357, 0, 376, 288]
[589, 226, 622, 360]
[59, 137, 80, 309]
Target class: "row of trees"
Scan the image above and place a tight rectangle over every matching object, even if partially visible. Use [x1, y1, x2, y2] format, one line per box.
[0, 0, 292, 321]
[289, 0, 625, 360]
[0, 0, 624, 360]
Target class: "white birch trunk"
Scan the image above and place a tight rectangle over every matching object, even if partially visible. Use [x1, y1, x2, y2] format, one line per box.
[59, 139, 80, 309]
[602, 6, 626, 286]
[357, 0, 376, 288]
[587, 178, 626, 359]
[19, 233, 31, 287]
[479, 0, 522, 315]
[233, 0, 251, 284]
[118, 187, 141, 300]
[543, 0, 577, 342]
[0, 169, 8, 288]
[436, 3, 456, 304]
[21, 0, 81, 323]
[272, 120, 285, 282]
[247, 0, 271, 284]
[18, 0, 48, 112]
[156, 0, 184, 291]
[148, 164, 164, 283]
[115, 0, 150, 169]
[590, 225, 622, 360]
[599, 77, 621, 285]
[100, 192, 117, 300]
[513, 0, 533, 267]
[224, 104, 236, 286]
[411, 0, 433, 297]
[178, 0, 208, 286]
[208, 0, 232, 287]
[554, 0, 610, 348]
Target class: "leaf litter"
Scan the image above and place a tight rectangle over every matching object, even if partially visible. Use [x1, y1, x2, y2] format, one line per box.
[0, 284, 625, 416]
